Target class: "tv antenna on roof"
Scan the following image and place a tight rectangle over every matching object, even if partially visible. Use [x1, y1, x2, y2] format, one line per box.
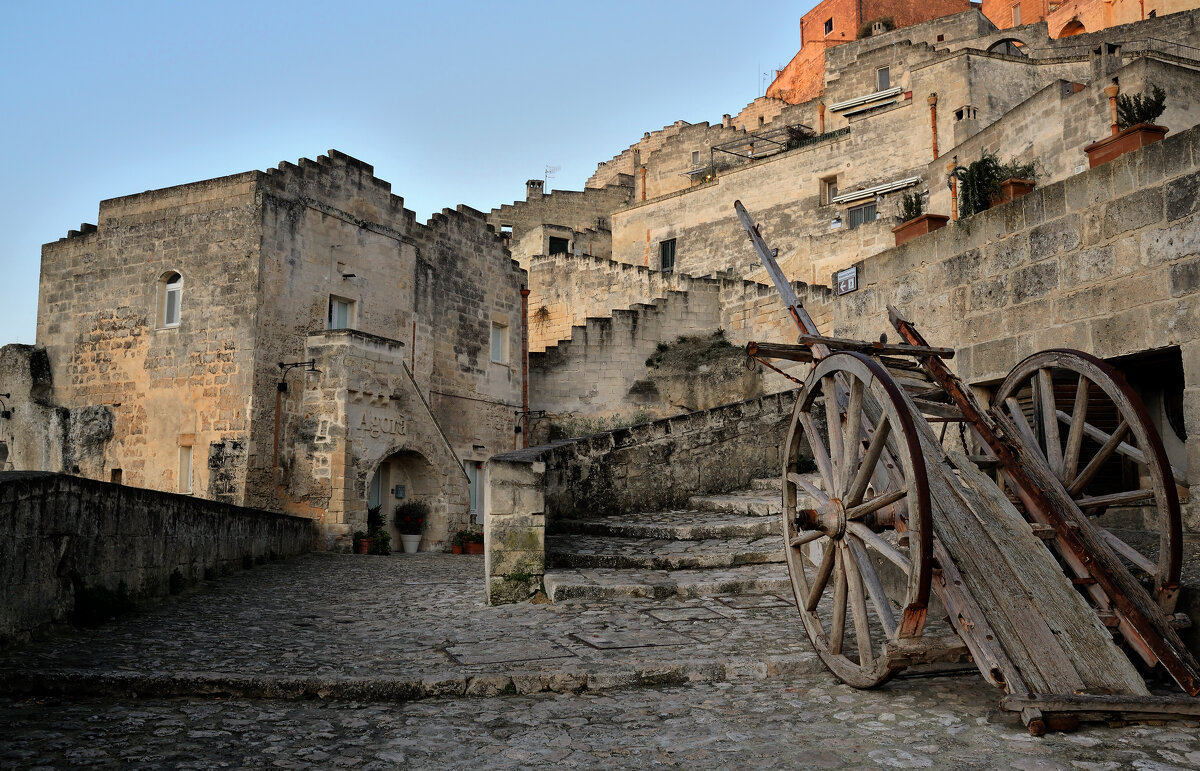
[544, 164, 560, 184]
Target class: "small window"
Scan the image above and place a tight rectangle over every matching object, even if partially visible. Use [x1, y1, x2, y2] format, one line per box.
[500, 224, 513, 236]
[691, 150, 701, 166]
[876, 66, 891, 91]
[490, 323, 508, 363]
[465, 461, 481, 513]
[110, 468, 122, 485]
[1148, 9, 1156, 17]
[824, 17, 833, 35]
[820, 176, 839, 206]
[161, 272, 182, 328]
[549, 236, 570, 255]
[178, 446, 193, 494]
[847, 201, 878, 229]
[660, 239, 676, 272]
[328, 296, 353, 330]
[1011, 3, 1022, 25]
[936, 34, 945, 42]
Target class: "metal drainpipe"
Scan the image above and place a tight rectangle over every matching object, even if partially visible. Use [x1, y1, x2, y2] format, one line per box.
[928, 93, 939, 160]
[520, 287, 530, 448]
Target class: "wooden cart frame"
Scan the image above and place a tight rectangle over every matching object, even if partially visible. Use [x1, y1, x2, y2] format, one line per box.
[734, 201, 1198, 733]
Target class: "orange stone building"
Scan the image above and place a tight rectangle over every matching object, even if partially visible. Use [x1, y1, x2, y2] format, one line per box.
[982, 0, 1200, 37]
[766, 0, 974, 103]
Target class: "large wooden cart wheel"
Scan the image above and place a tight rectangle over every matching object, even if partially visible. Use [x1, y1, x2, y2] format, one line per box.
[783, 352, 933, 688]
[994, 349, 1183, 611]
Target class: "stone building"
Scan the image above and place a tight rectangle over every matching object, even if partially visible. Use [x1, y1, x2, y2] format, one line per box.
[7, 151, 527, 550]
[981, 0, 1200, 37]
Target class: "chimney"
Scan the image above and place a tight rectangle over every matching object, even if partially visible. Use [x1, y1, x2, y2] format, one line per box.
[526, 179, 545, 200]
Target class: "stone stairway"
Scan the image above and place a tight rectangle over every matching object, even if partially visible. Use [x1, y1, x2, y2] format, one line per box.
[543, 475, 818, 602]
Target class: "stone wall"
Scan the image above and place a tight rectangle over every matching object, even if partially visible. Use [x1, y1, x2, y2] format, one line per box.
[487, 182, 632, 269]
[483, 390, 799, 604]
[831, 123, 1200, 528]
[0, 471, 313, 647]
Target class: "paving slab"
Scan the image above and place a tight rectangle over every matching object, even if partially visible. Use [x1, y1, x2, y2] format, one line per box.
[0, 553, 818, 702]
[550, 509, 778, 540]
[544, 563, 793, 601]
[547, 532, 784, 570]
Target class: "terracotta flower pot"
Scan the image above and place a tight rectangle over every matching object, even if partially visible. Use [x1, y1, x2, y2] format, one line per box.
[1083, 123, 1168, 168]
[466, 542, 484, 555]
[892, 214, 949, 246]
[991, 178, 1035, 206]
[355, 538, 370, 555]
[452, 544, 464, 555]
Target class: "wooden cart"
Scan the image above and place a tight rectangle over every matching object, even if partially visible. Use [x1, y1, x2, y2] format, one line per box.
[734, 201, 1199, 733]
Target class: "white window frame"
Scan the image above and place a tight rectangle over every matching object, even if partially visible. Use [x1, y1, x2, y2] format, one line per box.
[820, 176, 839, 206]
[1012, 3, 1022, 25]
[161, 272, 182, 328]
[328, 296, 354, 330]
[875, 66, 891, 91]
[178, 446, 193, 494]
[490, 322, 508, 364]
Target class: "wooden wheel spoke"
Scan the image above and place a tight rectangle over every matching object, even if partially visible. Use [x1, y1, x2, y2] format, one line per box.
[1062, 375, 1090, 485]
[805, 541, 837, 612]
[791, 530, 825, 548]
[845, 415, 891, 507]
[1095, 525, 1158, 576]
[830, 549, 848, 655]
[798, 411, 837, 494]
[1037, 369, 1064, 477]
[1077, 489, 1157, 510]
[788, 471, 832, 508]
[842, 541, 875, 665]
[849, 537, 897, 638]
[823, 377, 846, 494]
[841, 378, 865, 498]
[846, 488, 907, 521]
[1068, 419, 1129, 497]
[846, 521, 911, 573]
[1005, 396, 1041, 452]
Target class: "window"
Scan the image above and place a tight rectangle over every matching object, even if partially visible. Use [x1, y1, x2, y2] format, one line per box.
[1148, 9, 1156, 17]
[490, 322, 508, 363]
[465, 461, 481, 513]
[1011, 3, 1022, 25]
[660, 238, 676, 272]
[936, 34, 945, 42]
[824, 17, 833, 35]
[110, 468, 122, 485]
[875, 66, 891, 91]
[847, 201, 878, 229]
[328, 296, 353, 330]
[820, 176, 839, 206]
[160, 272, 182, 328]
[548, 236, 570, 255]
[691, 150, 701, 166]
[178, 446, 193, 494]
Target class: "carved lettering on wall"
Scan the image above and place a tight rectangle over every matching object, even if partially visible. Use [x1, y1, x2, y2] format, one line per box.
[355, 411, 406, 439]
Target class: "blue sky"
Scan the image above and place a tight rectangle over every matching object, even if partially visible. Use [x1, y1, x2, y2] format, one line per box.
[0, 1, 815, 345]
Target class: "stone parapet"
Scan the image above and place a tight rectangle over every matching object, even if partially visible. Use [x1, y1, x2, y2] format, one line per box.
[0, 471, 314, 647]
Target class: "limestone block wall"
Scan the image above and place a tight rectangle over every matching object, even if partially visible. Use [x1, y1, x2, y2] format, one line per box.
[483, 390, 799, 604]
[830, 123, 1200, 528]
[36, 171, 263, 501]
[487, 183, 632, 269]
[529, 291, 722, 419]
[0, 471, 313, 647]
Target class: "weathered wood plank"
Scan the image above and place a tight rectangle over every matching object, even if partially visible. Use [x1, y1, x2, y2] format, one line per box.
[1000, 693, 1200, 719]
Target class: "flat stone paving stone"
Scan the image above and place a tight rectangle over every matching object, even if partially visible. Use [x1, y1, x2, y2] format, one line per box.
[4, 675, 1200, 769]
[547, 533, 784, 570]
[544, 563, 792, 601]
[0, 554, 819, 699]
[550, 509, 779, 539]
[688, 490, 787, 517]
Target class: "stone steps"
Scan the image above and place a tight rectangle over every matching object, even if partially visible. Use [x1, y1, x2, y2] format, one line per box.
[543, 474, 818, 602]
[544, 564, 793, 602]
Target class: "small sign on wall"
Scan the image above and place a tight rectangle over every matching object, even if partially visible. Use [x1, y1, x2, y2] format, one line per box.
[834, 266, 859, 296]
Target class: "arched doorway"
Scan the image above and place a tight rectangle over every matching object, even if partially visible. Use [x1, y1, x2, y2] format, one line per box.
[1058, 20, 1086, 37]
[368, 449, 440, 550]
[987, 38, 1028, 57]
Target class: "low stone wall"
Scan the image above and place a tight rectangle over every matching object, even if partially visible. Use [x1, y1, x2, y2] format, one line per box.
[483, 390, 798, 604]
[0, 472, 314, 646]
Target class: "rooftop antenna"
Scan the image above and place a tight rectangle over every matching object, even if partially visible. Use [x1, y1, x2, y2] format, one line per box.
[544, 164, 560, 185]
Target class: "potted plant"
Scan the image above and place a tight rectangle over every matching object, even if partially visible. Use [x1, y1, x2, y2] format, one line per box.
[1084, 85, 1168, 168]
[891, 190, 948, 246]
[953, 151, 1004, 219]
[993, 159, 1037, 205]
[451, 529, 472, 555]
[353, 530, 370, 555]
[369, 528, 391, 556]
[394, 501, 429, 554]
[465, 529, 485, 555]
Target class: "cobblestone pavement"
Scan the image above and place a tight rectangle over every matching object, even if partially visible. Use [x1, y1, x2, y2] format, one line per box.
[4, 676, 1200, 769]
[3, 552, 1200, 768]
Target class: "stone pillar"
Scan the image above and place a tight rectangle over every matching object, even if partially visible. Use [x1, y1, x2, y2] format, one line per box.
[483, 457, 545, 605]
